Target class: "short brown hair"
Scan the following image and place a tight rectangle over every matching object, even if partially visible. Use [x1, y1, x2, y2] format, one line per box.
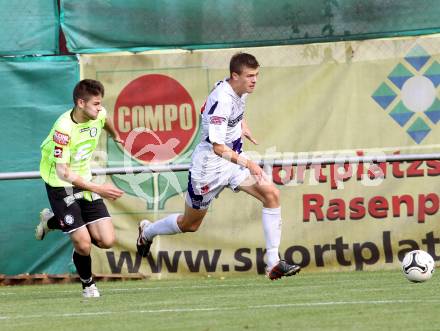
[229, 53, 259, 76]
[73, 79, 105, 105]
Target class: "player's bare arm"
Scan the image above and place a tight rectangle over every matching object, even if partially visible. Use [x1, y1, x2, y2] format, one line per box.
[104, 117, 124, 144]
[212, 142, 263, 182]
[241, 119, 258, 145]
[55, 163, 123, 200]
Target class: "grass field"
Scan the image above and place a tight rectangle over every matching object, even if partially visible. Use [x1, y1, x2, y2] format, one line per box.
[1, 270, 439, 331]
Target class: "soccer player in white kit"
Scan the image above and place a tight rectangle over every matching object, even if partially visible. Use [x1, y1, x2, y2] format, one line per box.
[137, 53, 300, 280]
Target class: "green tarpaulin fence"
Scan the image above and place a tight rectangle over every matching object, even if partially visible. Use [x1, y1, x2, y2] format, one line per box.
[1, 1, 440, 55]
[60, 0, 440, 53]
[0, 56, 79, 275]
[0, 0, 59, 55]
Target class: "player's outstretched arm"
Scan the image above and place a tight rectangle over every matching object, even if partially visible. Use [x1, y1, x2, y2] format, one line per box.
[104, 117, 124, 144]
[55, 163, 123, 200]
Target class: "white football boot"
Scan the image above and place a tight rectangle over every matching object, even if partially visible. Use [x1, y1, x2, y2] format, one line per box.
[82, 284, 100, 298]
[35, 208, 54, 240]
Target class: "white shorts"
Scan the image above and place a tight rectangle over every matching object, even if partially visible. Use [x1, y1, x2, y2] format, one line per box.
[185, 161, 250, 210]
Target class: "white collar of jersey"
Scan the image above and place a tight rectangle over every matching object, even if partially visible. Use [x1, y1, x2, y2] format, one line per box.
[223, 78, 247, 100]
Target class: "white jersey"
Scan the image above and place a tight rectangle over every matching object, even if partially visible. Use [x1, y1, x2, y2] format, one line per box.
[186, 79, 250, 209]
[200, 79, 247, 148]
[190, 79, 248, 183]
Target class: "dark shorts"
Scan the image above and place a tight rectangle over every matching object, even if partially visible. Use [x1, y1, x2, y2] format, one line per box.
[45, 184, 110, 234]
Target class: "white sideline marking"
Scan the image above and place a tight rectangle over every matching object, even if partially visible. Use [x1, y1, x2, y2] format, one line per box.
[249, 299, 439, 308]
[3, 281, 364, 296]
[1, 299, 440, 321]
[3, 284, 274, 296]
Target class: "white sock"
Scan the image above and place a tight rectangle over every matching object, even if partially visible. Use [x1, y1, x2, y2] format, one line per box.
[144, 214, 182, 240]
[262, 207, 282, 269]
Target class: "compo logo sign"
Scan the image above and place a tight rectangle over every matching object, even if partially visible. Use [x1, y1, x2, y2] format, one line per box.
[114, 74, 197, 163]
